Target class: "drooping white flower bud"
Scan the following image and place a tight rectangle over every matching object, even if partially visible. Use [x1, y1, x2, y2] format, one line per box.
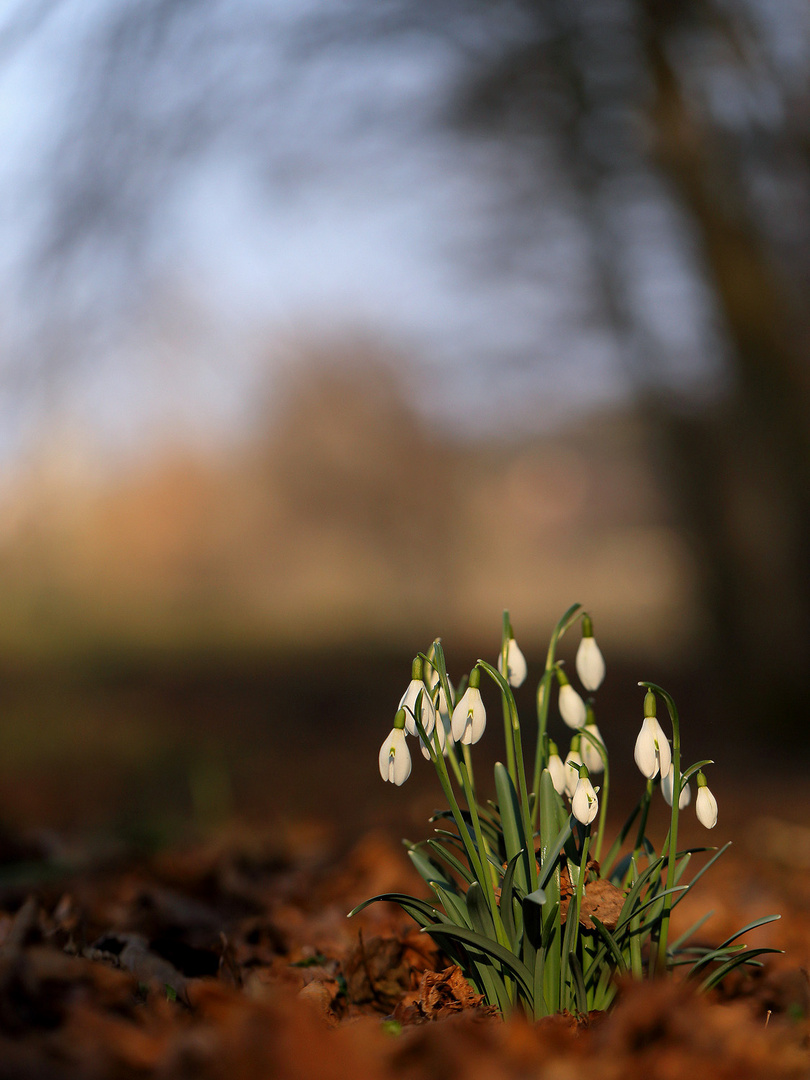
[498, 636, 527, 688]
[580, 720, 605, 774]
[695, 771, 718, 829]
[633, 691, 671, 779]
[399, 657, 436, 738]
[557, 668, 586, 729]
[564, 735, 583, 798]
[450, 668, 486, 745]
[572, 766, 599, 825]
[420, 691, 454, 760]
[546, 739, 566, 796]
[661, 764, 691, 808]
[575, 615, 605, 691]
[379, 710, 411, 785]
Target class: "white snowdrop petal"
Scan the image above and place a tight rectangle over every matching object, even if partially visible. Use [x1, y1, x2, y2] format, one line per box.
[547, 755, 566, 796]
[379, 728, 412, 785]
[580, 723, 605, 774]
[559, 684, 587, 729]
[451, 688, 486, 745]
[572, 778, 599, 825]
[564, 751, 582, 798]
[696, 786, 718, 829]
[661, 764, 691, 809]
[575, 636, 605, 691]
[654, 719, 671, 780]
[399, 680, 436, 737]
[634, 717, 660, 779]
[498, 639, 528, 688]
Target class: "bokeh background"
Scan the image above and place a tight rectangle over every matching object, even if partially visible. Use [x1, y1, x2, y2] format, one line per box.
[0, 0, 808, 848]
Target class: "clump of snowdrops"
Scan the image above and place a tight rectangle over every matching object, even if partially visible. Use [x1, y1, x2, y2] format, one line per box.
[351, 605, 779, 1019]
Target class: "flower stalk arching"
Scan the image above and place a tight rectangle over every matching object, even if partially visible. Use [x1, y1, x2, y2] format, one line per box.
[639, 681, 681, 976]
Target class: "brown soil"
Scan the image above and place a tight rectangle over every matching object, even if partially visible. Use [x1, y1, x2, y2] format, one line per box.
[0, 799, 807, 1080]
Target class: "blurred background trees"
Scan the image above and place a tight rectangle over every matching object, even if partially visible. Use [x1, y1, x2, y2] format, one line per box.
[0, 0, 807, 834]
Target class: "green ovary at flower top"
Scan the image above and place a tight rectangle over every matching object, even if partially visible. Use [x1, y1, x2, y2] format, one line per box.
[358, 606, 779, 1020]
[399, 656, 436, 738]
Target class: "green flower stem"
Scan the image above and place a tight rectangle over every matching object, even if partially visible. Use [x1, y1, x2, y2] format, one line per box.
[560, 828, 590, 1011]
[500, 611, 517, 779]
[532, 603, 582, 825]
[623, 779, 654, 890]
[459, 759, 507, 944]
[628, 859, 643, 978]
[533, 668, 554, 807]
[477, 660, 537, 891]
[414, 713, 488, 893]
[419, 645, 462, 786]
[639, 681, 681, 976]
[580, 726, 609, 864]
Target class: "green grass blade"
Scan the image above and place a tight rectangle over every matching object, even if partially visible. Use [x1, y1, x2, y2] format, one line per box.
[420, 924, 535, 999]
[424, 838, 475, 885]
[348, 893, 446, 927]
[590, 916, 628, 977]
[697, 948, 782, 993]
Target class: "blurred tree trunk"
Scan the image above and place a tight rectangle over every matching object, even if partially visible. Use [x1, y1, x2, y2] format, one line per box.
[639, 6, 810, 721]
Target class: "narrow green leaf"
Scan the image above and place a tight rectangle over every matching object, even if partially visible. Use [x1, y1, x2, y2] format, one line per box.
[407, 848, 459, 894]
[590, 916, 628, 976]
[348, 893, 445, 927]
[425, 838, 475, 885]
[697, 948, 782, 993]
[420, 925, 535, 999]
[499, 851, 523, 947]
[494, 763, 529, 891]
[568, 950, 588, 1016]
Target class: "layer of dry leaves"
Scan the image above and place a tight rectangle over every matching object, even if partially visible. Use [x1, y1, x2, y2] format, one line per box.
[0, 811, 808, 1080]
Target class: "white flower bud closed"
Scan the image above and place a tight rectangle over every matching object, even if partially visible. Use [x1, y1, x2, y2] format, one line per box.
[580, 722, 605, 774]
[575, 635, 605, 691]
[379, 727, 411, 786]
[695, 778, 718, 829]
[559, 684, 587, 729]
[498, 637, 528, 687]
[547, 753, 566, 796]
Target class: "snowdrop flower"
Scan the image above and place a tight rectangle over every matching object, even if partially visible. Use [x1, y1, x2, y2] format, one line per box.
[546, 739, 566, 796]
[571, 765, 599, 826]
[695, 771, 718, 829]
[575, 614, 605, 691]
[399, 657, 436, 738]
[379, 709, 411, 786]
[634, 691, 671, 779]
[564, 735, 583, 798]
[498, 635, 527, 688]
[556, 668, 586, 729]
[580, 718, 605, 775]
[451, 668, 486, 745]
[661, 764, 691, 809]
[420, 688, 454, 760]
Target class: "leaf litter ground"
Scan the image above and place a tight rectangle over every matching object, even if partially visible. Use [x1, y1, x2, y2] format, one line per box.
[0, 794, 809, 1080]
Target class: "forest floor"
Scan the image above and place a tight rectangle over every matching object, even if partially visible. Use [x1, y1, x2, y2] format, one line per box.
[0, 788, 809, 1080]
